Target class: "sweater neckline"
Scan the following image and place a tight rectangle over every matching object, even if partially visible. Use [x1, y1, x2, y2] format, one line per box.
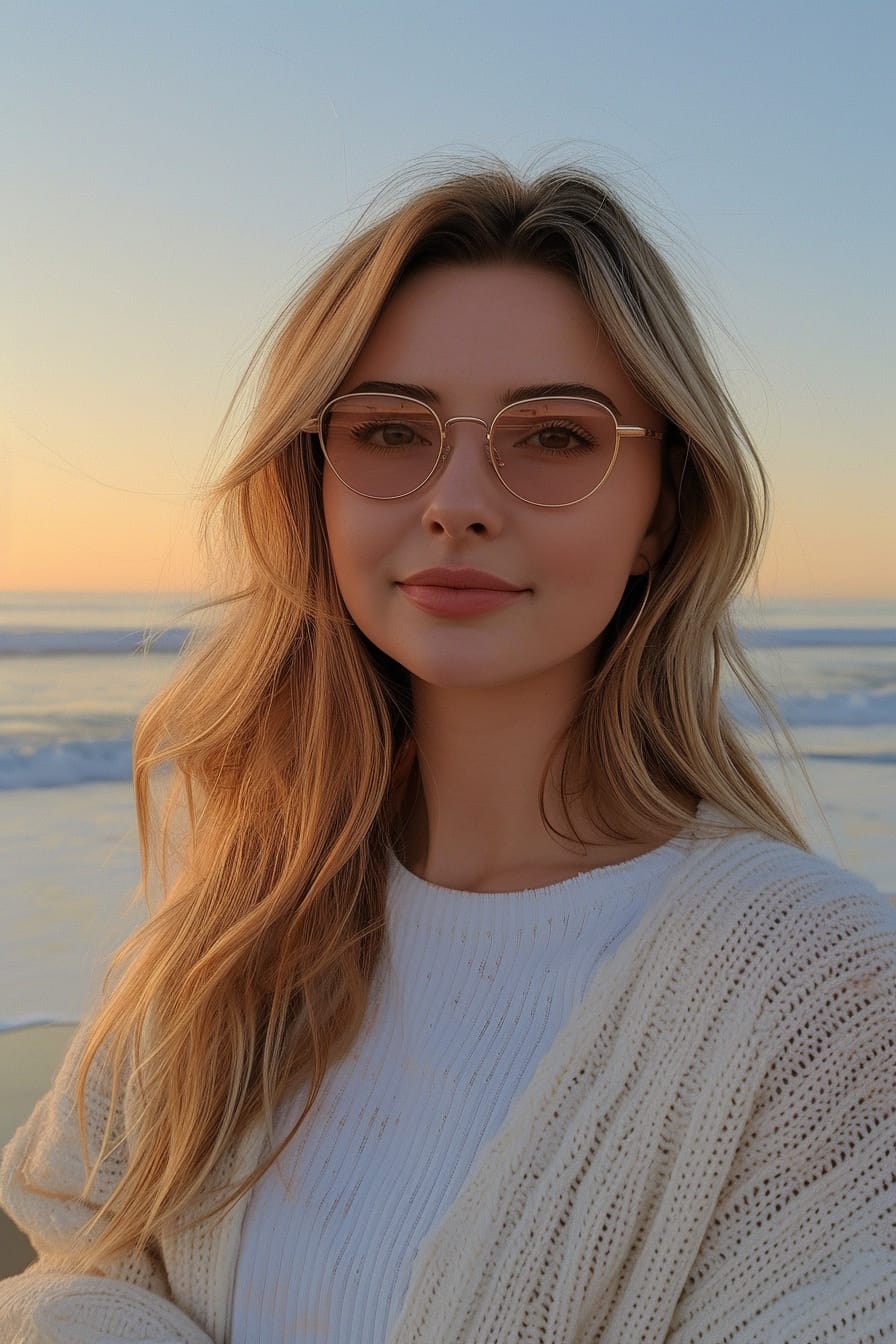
[388, 799, 709, 899]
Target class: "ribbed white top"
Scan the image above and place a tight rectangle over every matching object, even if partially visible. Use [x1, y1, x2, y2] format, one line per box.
[229, 829, 693, 1343]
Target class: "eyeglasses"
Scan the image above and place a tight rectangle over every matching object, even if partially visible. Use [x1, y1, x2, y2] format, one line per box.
[301, 393, 664, 508]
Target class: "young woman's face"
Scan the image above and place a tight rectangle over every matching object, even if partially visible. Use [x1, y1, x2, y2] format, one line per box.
[322, 260, 674, 691]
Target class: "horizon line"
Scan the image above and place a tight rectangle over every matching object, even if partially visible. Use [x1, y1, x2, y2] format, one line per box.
[1, 587, 894, 605]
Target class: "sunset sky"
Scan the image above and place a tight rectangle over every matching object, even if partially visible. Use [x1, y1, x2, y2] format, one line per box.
[3, 0, 894, 598]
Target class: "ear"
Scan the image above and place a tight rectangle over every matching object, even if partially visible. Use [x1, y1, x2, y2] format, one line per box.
[634, 468, 679, 574]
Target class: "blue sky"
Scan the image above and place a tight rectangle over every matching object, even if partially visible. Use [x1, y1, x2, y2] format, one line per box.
[3, 0, 894, 594]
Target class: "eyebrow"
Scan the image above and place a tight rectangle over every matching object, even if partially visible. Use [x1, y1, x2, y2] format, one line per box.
[345, 379, 622, 418]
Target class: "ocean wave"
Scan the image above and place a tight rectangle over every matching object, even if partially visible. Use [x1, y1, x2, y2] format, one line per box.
[0, 1014, 80, 1034]
[0, 627, 191, 656]
[801, 751, 896, 766]
[741, 627, 896, 648]
[724, 687, 896, 728]
[2, 624, 893, 658]
[3, 689, 896, 790]
[0, 736, 133, 790]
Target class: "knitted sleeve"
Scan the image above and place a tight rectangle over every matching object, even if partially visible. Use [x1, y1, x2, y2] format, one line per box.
[0, 1018, 214, 1343]
[667, 877, 896, 1344]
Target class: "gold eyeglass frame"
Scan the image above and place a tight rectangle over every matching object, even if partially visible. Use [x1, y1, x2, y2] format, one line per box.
[301, 393, 664, 508]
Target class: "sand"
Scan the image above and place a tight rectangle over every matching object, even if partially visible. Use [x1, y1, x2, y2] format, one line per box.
[0, 1023, 77, 1279]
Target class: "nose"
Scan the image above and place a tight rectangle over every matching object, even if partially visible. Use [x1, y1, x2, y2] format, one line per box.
[416, 411, 507, 532]
[439, 415, 501, 472]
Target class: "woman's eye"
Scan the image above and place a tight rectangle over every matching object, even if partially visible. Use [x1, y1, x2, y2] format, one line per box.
[536, 427, 576, 449]
[519, 422, 595, 454]
[377, 423, 415, 445]
[354, 420, 422, 446]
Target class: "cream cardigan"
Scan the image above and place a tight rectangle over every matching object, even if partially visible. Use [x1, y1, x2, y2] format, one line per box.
[2, 819, 895, 1342]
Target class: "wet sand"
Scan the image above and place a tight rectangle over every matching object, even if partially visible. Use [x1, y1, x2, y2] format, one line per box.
[0, 1023, 77, 1278]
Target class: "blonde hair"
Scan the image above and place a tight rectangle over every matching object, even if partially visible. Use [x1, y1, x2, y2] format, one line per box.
[67, 153, 814, 1271]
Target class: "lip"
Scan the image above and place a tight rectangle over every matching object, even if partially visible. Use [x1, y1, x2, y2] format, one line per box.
[398, 567, 525, 591]
[399, 585, 525, 617]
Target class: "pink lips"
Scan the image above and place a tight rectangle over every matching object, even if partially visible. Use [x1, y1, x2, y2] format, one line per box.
[397, 565, 528, 618]
[399, 584, 525, 617]
[399, 566, 524, 592]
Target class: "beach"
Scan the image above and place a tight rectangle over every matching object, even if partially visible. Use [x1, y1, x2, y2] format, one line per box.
[0, 1024, 77, 1275]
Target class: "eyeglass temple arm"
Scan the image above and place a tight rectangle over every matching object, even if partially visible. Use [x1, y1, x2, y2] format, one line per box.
[300, 418, 663, 440]
[618, 427, 664, 441]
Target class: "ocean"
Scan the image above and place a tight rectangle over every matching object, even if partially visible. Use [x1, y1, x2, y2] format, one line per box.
[1, 590, 893, 1033]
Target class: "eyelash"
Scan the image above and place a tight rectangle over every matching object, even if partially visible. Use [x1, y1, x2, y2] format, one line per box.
[528, 420, 597, 454]
[349, 418, 598, 456]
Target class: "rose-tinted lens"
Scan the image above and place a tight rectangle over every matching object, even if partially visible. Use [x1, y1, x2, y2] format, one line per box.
[490, 399, 618, 505]
[321, 395, 441, 498]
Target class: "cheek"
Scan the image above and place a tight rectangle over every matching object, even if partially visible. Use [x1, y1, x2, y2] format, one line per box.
[544, 495, 656, 627]
[590, 458, 664, 567]
[323, 487, 362, 608]
[323, 474, 362, 572]
[549, 513, 644, 588]
[322, 479, 391, 608]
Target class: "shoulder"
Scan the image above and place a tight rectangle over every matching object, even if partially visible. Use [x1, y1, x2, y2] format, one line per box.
[682, 803, 894, 927]
[669, 806, 896, 1029]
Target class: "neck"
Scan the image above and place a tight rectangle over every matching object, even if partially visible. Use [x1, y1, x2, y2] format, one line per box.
[391, 664, 692, 891]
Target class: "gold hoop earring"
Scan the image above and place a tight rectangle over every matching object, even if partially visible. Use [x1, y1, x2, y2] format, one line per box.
[617, 565, 653, 652]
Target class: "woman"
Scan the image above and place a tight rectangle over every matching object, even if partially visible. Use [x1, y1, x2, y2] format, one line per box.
[2, 159, 894, 1342]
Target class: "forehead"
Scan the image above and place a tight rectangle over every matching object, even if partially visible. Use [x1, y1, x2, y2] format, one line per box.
[337, 261, 638, 410]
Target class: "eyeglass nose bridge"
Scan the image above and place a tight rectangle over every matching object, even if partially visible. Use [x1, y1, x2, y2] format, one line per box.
[437, 414, 506, 471]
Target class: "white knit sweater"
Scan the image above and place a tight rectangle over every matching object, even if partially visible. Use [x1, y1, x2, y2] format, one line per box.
[230, 827, 688, 1342]
[2, 811, 895, 1342]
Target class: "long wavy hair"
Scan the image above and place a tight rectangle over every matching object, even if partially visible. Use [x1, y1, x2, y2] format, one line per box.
[66, 153, 815, 1271]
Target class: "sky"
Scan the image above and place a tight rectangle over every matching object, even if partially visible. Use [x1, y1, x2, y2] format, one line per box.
[2, 0, 894, 598]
